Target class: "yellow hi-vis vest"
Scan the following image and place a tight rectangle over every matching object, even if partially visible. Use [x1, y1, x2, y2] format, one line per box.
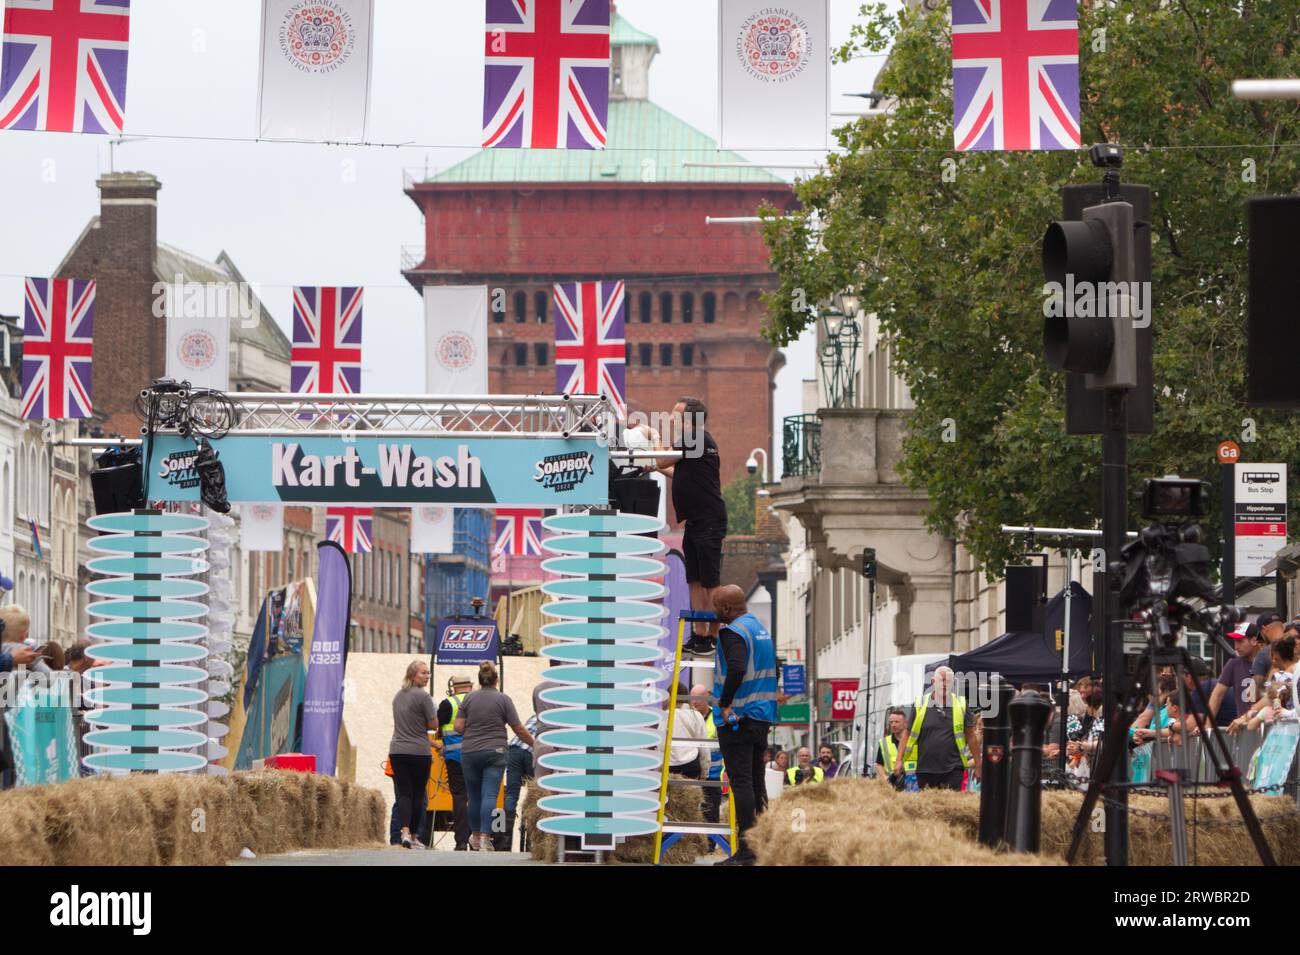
[901, 693, 972, 772]
[879, 734, 899, 772]
[787, 765, 825, 785]
[439, 693, 466, 761]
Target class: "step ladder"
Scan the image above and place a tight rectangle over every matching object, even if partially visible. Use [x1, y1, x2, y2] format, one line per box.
[652, 609, 737, 864]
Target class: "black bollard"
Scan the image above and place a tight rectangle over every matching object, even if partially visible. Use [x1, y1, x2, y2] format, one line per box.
[978, 675, 1017, 847]
[1005, 690, 1054, 853]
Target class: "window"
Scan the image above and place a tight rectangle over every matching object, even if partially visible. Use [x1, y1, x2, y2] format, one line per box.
[638, 292, 652, 323]
[681, 293, 695, 324]
[660, 344, 673, 367]
[703, 292, 717, 324]
[514, 290, 527, 323]
[638, 343, 652, 367]
[535, 291, 549, 323]
[681, 344, 694, 367]
[534, 343, 549, 365]
[514, 343, 528, 366]
[492, 295, 505, 323]
[659, 293, 673, 323]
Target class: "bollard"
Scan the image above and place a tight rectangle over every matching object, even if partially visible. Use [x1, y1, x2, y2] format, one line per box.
[978, 675, 1017, 847]
[1005, 689, 1054, 853]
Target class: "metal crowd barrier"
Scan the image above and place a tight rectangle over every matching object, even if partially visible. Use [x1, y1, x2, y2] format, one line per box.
[1128, 723, 1298, 802]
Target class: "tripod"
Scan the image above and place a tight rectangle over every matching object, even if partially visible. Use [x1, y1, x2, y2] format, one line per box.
[1065, 620, 1276, 866]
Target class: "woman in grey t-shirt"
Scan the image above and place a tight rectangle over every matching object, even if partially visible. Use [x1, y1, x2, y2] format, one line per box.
[454, 661, 535, 851]
[389, 660, 437, 849]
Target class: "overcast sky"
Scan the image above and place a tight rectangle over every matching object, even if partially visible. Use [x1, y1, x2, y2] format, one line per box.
[0, 0, 891, 476]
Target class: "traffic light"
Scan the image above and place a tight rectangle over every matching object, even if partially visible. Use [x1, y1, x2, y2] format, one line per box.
[1042, 198, 1139, 391]
[859, 547, 876, 580]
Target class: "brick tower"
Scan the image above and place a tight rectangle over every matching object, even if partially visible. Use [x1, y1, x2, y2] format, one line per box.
[403, 8, 795, 524]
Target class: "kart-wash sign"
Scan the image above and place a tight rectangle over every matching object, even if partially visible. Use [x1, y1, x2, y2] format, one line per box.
[146, 435, 607, 507]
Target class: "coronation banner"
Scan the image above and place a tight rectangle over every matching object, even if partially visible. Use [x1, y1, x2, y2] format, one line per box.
[146, 435, 608, 506]
[258, 0, 375, 142]
[718, 0, 829, 150]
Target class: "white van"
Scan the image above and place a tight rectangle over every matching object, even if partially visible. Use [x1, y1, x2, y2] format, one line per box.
[845, 653, 948, 778]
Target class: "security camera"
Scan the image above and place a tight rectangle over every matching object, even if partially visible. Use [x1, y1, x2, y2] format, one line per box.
[746, 456, 758, 475]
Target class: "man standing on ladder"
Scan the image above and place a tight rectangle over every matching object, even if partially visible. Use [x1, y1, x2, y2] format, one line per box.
[711, 585, 778, 866]
[893, 666, 980, 791]
[435, 675, 474, 851]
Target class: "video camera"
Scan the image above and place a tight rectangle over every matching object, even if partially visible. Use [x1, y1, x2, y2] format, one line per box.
[1111, 476, 1245, 643]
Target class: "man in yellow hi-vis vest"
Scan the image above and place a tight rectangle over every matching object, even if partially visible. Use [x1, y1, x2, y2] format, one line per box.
[875, 707, 907, 781]
[893, 666, 981, 791]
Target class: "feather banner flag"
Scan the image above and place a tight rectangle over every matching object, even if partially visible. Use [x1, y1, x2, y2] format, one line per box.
[951, 0, 1080, 152]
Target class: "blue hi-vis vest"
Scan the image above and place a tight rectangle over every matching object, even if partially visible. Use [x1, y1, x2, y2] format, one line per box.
[704, 719, 724, 780]
[711, 612, 778, 726]
[440, 693, 465, 763]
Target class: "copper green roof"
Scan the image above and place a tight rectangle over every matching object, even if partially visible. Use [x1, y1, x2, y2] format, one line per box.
[424, 99, 785, 185]
[612, 12, 657, 49]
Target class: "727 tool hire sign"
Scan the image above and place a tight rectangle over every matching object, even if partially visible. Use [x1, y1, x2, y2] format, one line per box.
[146, 435, 607, 507]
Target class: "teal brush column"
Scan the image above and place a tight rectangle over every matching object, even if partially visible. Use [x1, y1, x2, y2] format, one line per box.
[536, 512, 667, 841]
[83, 511, 212, 773]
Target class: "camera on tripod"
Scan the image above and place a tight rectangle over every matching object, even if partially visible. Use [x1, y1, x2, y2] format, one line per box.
[1111, 476, 1244, 642]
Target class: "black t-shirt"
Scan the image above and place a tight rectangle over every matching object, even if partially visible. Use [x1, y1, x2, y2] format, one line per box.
[671, 430, 727, 526]
[903, 697, 967, 775]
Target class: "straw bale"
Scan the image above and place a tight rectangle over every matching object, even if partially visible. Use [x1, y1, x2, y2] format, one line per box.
[0, 770, 385, 865]
[747, 778, 1300, 866]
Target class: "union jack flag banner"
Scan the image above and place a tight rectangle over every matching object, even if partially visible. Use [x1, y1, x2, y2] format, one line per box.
[291, 286, 363, 395]
[554, 280, 626, 419]
[20, 277, 94, 420]
[325, 507, 373, 554]
[493, 508, 547, 558]
[482, 0, 610, 150]
[951, 0, 1079, 152]
[0, 0, 131, 134]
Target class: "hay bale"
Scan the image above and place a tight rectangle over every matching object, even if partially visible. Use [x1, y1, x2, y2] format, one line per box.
[748, 779, 1059, 866]
[521, 781, 709, 864]
[747, 779, 1300, 866]
[0, 770, 385, 865]
[0, 787, 55, 865]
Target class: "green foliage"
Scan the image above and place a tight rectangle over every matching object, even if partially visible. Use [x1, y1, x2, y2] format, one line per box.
[761, 1, 1300, 576]
[723, 472, 761, 536]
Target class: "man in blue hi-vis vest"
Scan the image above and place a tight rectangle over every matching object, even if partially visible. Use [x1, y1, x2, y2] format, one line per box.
[711, 585, 778, 866]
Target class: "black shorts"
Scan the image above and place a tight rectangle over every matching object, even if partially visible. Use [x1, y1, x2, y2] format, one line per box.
[682, 519, 726, 588]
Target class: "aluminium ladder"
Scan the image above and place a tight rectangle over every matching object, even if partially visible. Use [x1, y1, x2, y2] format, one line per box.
[652, 609, 737, 864]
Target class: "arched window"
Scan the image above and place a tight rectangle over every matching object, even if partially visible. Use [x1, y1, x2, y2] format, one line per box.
[535, 291, 549, 323]
[534, 343, 548, 365]
[703, 292, 717, 324]
[638, 292, 652, 324]
[659, 344, 673, 367]
[2, 460, 10, 527]
[514, 343, 528, 366]
[682, 344, 695, 367]
[514, 291, 528, 324]
[659, 293, 673, 324]
[681, 293, 695, 324]
[638, 343, 652, 367]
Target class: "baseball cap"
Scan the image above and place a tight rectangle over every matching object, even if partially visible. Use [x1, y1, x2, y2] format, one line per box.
[1229, 623, 1258, 640]
[1256, 611, 1283, 629]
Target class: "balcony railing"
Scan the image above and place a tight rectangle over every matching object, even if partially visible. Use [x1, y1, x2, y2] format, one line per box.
[782, 414, 821, 479]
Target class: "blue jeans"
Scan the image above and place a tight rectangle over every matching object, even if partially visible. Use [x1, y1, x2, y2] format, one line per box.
[505, 748, 533, 815]
[462, 748, 507, 834]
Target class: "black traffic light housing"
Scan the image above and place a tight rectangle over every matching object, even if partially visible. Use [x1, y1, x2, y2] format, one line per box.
[859, 547, 877, 580]
[1043, 199, 1139, 390]
[1047, 184, 1154, 434]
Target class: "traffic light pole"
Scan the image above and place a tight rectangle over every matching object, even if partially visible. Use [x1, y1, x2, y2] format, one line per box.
[1101, 388, 1129, 866]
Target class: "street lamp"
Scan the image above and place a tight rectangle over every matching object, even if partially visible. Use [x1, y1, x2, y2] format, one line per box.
[746, 447, 772, 496]
[818, 294, 862, 409]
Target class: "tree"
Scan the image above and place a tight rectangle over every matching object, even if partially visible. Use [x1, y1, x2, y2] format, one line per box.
[761, 1, 1300, 575]
[723, 472, 761, 536]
